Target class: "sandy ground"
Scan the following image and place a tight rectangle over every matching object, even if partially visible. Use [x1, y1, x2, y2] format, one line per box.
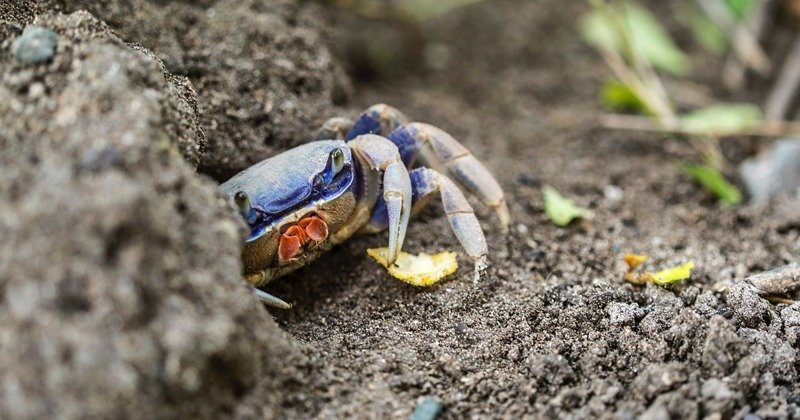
[1, 0, 799, 418]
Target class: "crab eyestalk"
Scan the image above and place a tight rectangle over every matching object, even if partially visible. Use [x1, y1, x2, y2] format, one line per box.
[234, 191, 258, 225]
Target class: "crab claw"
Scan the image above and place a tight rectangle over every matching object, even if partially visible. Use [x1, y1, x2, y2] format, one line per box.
[278, 226, 307, 261]
[383, 161, 412, 265]
[298, 216, 329, 243]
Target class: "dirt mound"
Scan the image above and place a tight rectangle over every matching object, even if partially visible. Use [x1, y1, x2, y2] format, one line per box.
[0, 11, 297, 418]
[21, 0, 349, 179]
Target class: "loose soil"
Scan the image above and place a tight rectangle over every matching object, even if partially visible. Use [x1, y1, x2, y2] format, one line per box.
[270, 1, 800, 417]
[1, 0, 799, 418]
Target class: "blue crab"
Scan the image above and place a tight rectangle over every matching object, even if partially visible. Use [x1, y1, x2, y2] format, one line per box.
[220, 104, 509, 307]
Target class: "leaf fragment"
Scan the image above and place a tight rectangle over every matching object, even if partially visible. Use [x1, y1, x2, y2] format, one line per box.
[600, 80, 649, 113]
[724, 0, 757, 21]
[542, 185, 594, 227]
[683, 7, 727, 54]
[679, 103, 762, 136]
[367, 247, 458, 287]
[681, 163, 742, 206]
[648, 261, 695, 285]
[624, 253, 648, 271]
[622, 254, 695, 287]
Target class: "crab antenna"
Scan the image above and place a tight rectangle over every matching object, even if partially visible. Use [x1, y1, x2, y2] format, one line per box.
[234, 191, 258, 225]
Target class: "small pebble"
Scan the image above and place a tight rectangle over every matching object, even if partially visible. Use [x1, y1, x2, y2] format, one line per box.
[745, 264, 800, 296]
[410, 396, 441, 420]
[603, 185, 623, 207]
[11, 26, 59, 64]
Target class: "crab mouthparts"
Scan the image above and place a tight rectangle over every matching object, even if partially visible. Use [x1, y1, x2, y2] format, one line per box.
[278, 215, 329, 261]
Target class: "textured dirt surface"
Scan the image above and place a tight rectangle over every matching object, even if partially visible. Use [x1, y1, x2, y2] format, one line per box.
[0, 9, 300, 419]
[268, 1, 800, 418]
[1, 0, 800, 418]
[4, 0, 349, 179]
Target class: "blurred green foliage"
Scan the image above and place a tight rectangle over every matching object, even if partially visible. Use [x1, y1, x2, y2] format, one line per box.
[681, 163, 742, 205]
[581, 1, 690, 76]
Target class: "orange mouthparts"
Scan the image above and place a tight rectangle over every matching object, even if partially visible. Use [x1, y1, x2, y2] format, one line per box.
[278, 216, 329, 261]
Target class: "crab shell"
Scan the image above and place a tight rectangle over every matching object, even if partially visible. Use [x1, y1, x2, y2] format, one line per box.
[220, 140, 370, 283]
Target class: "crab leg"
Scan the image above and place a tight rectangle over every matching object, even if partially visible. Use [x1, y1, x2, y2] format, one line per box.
[251, 287, 292, 309]
[388, 123, 510, 233]
[409, 167, 489, 282]
[345, 104, 410, 140]
[349, 134, 412, 265]
[314, 117, 354, 141]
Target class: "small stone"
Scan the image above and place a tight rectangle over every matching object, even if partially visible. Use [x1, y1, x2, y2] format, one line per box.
[745, 264, 800, 296]
[607, 302, 638, 326]
[11, 26, 59, 64]
[410, 396, 441, 420]
[603, 185, 623, 207]
[739, 138, 800, 201]
[701, 378, 733, 400]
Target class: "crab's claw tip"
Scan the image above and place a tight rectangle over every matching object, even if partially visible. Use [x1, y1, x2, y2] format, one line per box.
[473, 256, 488, 284]
[497, 200, 511, 235]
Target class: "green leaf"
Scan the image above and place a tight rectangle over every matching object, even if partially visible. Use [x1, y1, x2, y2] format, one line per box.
[674, 2, 727, 55]
[542, 185, 594, 227]
[650, 261, 695, 285]
[679, 103, 762, 135]
[600, 79, 649, 113]
[689, 11, 727, 54]
[580, 1, 691, 76]
[681, 163, 742, 205]
[724, 0, 756, 21]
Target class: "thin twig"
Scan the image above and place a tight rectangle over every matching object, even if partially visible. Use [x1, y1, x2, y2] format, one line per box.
[600, 113, 800, 138]
[697, 0, 771, 75]
[765, 33, 800, 120]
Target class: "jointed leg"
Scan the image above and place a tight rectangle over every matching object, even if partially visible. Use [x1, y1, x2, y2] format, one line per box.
[252, 287, 292, 309]
[409, 167, 489, 281]
[315, 117, 354, 140]
[315, 103, 409, 142]
[387, 123, 509, 233]
[345, 104, 410, 140]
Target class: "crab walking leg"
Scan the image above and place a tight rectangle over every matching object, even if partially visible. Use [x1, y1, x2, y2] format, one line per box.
[350, 135, 412, 265]
[410, 167, 489, 282]
[345, 104, 410, 140]
[314, 117, 354, 141]
[388, 123, 510, 233]
[251, 287, 293, 309]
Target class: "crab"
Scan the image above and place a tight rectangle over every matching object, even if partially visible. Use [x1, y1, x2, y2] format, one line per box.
[220, 104, 509, 307]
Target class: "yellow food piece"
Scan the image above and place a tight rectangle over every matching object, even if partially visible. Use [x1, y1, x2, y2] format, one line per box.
[648, 261, 695, 286]
[367, 247, 458, 287]
[623, 253, 648, 271]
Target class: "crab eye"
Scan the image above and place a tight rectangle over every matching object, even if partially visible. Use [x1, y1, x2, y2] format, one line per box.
[330, 149, 345, 175]
[234, 191, 258, 225]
